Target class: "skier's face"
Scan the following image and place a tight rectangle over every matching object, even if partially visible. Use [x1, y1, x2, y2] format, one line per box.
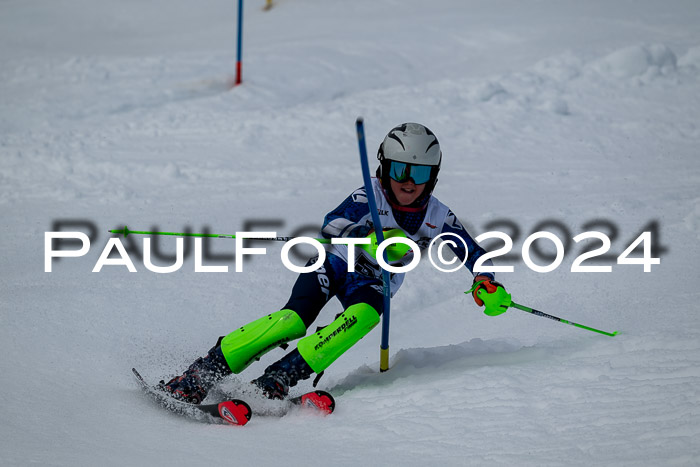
[390, 178, 425, 206]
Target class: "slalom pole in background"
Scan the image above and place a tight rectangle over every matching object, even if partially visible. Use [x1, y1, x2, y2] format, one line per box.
[356, 117, 393, 372]
[234, 0, 244, 86]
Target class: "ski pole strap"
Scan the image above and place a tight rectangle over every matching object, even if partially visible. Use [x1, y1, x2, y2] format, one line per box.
[312, 371, 324, 388]
[509, 301, 619, 337]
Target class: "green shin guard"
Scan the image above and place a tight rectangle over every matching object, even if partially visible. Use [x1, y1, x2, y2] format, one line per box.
[220, 309, 306, 373]
[297, 303, 380, 374]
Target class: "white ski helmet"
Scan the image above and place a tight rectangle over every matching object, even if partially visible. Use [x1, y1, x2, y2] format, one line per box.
[377, 123, 442, 204]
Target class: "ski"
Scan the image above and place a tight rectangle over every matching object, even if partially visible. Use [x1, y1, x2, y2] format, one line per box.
[289, 390, 336, 415]
[132, 368, 252, 426]
[133, 368, 335, 426]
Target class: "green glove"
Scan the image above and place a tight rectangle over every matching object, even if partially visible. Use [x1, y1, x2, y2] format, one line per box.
[467, 279, 512, 316]
[360, 228, 411, 262]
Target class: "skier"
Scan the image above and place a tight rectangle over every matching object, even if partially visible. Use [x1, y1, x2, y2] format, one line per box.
[161, 122, 507, 403]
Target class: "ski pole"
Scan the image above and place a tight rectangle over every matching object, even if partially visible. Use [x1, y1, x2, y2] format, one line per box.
[509, 301, 619, 337]
[108, 226, 331, 243]
[109, 226, 411, 261]
[356, 117, 392, 372]
[467, 282, 618, 337]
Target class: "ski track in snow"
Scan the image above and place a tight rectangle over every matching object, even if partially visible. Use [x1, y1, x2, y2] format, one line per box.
[1, 0, 700, 466]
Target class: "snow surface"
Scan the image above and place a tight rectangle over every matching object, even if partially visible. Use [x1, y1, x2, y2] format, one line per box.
[2, 0, 700, 465]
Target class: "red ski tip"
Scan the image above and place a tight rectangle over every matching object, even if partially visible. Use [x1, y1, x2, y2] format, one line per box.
[218, 400, 252, 426]
[299, 391, 335, 415]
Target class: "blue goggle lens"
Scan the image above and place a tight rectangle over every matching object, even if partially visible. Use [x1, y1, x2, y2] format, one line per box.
[388, 161, 432, 185]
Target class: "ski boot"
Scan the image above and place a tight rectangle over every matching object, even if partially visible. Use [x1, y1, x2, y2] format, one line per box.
[252, 349, 314, 400]
[160, 344, 232, 404]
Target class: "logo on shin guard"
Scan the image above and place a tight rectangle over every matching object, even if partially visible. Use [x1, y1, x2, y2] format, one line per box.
[315, 315, 358, 351]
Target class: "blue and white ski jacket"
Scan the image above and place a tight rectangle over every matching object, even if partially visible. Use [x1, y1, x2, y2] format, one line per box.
[321, 178, 494, 295]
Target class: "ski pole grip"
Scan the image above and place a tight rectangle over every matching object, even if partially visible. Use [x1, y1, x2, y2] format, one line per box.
[465, 282, 511, 316]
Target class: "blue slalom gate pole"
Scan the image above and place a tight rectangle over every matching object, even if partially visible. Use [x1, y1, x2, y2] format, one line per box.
[235, 0, 244, 86]
[355, 118, 392, 372]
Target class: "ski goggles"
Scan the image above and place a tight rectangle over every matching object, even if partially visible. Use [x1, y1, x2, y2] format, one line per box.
[388, 161, 433, 185]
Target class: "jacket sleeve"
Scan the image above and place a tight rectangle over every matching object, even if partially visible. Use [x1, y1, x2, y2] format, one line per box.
[321, 187, 372, 239]
[441, 210, 495, 280]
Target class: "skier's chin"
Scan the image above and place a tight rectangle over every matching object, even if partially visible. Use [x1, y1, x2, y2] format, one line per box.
[389, 179, 424, 205]
[396, 193, 418, 205]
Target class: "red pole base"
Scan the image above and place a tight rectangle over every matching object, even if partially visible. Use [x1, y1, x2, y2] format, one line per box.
[235, 61, 242, 86]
